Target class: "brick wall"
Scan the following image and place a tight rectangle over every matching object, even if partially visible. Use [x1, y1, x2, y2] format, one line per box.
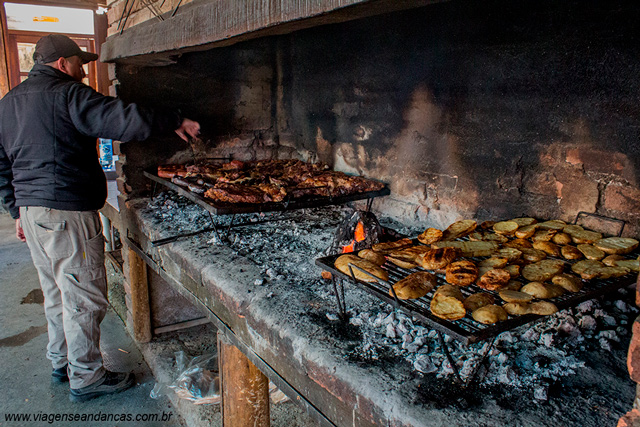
[108, 0, 640, 237]
[106, 0, 195, 37]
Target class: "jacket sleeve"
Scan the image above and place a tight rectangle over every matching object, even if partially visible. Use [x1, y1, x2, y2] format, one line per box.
[66, 83, 182, 142]
[0, 140, 19, 219]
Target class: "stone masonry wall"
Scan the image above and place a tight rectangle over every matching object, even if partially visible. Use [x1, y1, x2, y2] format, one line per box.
[277, 0, 640, 234]
[110, 0, 640, 238]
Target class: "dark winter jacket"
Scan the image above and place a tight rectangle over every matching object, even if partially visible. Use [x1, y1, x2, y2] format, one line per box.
[0, 64, 181, 219]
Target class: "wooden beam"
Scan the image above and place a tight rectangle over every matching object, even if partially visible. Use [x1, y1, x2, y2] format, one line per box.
[0, 2, 10, 96]
[153, 317, 210, 335]
[101, 0, 447, 64]
[94, 11, 110, 95]
[127, 246, 152, 342]
[218, 332, 270, 427]
[2, 0, 106, 9]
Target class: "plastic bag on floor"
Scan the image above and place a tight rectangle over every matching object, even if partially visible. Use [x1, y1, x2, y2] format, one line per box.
[168, 351, 221, 405]
[150, 350, 289, 405]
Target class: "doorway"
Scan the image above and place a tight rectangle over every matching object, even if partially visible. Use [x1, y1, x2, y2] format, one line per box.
[2, 2, 98, 90]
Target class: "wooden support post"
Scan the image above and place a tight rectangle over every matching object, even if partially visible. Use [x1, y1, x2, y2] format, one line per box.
[218, 331, 270, 427]
[0, 4, 11, 97]
[127, 247, 152, 343]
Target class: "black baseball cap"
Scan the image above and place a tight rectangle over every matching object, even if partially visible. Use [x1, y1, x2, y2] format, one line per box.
[33, 34, 99, 65]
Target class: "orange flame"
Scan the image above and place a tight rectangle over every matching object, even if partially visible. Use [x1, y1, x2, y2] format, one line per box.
[354, 221, 366, 242]
[342, 240, 356, 253]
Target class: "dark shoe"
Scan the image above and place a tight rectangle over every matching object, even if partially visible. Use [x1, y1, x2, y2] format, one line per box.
[69, 371, 135, 403]
[51, 365, 69, 383]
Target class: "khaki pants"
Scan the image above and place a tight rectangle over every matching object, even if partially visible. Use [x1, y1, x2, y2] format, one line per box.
[20, 206, 107, 389]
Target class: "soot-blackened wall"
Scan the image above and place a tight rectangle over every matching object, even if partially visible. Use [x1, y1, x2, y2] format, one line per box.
[116, 0, 640, 235]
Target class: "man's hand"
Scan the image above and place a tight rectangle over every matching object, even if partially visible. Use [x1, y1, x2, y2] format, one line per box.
[16, 219, 26, 242]
[175, 118, 201, 142]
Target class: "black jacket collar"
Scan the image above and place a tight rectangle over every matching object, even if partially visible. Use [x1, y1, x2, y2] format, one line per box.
[28, 64, 76, 81]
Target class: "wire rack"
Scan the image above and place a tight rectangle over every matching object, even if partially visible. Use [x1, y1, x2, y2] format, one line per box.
[315, 240, 638, 345]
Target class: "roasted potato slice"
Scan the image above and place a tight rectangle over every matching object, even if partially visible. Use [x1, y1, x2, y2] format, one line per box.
[417, 227, 443, 245]
[561, 245, 583, 260]
[478, 269, 510, 291]
[594, 237, 639, 255]
[493, 221, 519, 235]
[335, 254, 389, 282]
[521, 259, 565, 282]
[551, 273, 583, 293]
[552, 232, 573, 245]
[472, 305, 508, 324]
[463, 293, 495, 311]
[498, 289, 534, 303]
[530, 301, 558, 315]
[577, 244, 606, 260]
[430, 285, 466, 320]
[503, 302, 531, 316]
[442, 220, 477, 241]
[533, 241, 561, 257]
[358, 249, 386, 266]
[445, 260, 478, 286]
[521, 281, 565, 299]
[390, 271, 437, 300]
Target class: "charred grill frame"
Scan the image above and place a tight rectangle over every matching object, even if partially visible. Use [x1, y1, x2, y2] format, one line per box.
[144, 170, 390, 245]
[315, 233, 638, 346]
[144, 171, 390, 215]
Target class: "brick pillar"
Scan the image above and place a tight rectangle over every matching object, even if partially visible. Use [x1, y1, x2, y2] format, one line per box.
[619, 275, 640, 427]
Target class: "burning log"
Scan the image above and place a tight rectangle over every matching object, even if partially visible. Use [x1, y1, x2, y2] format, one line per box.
[327, 210, 382, 255]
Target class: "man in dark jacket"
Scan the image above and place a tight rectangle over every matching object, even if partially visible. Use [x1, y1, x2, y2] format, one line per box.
[0, 34, 200, 402]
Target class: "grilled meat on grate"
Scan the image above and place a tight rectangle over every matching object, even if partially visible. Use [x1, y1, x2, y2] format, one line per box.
[159, 159, 384, 204]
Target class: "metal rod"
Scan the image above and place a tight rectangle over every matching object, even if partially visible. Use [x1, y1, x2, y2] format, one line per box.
[138, 0, 164, 21]
[147, 0, 165, 21]
[207, 211, 224, 244]
[331, 279, 346, 319]
[171, 0, 183, 17]
[100, 213, 113, 252]
[345, 263, 390, 286]
[117, 0, 131, 31]
[225, 214, 236, 239]
[437, 331, 463, 385]
[120, 0, 137, 34]
[206, 156, 233, 161]
[110, 224, 116, 251]
[340, 280, 346, 318]
[463, 336, 496, 388]
[149, 0, 165, 20]
[385, 277, 401, 305]
[153, 317, 210, 334]
[346, 262, 401, 306]
[151, 226, 219, 246]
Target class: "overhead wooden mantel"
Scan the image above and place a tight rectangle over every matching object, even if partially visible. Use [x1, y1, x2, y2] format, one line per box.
[101, 0, 446, 66]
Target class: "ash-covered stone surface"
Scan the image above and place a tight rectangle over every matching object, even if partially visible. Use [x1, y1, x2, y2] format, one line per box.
[139, 191, 636, 426]
[347, 290, 635, 391]
[142, 192, 218, 235]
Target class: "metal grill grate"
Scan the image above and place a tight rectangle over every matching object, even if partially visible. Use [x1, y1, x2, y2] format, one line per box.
[144, 171, 390, 216]
[315, 244, 638, 345]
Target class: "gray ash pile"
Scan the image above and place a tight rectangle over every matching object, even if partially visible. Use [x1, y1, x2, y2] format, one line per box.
[345, 288, 636, 401]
